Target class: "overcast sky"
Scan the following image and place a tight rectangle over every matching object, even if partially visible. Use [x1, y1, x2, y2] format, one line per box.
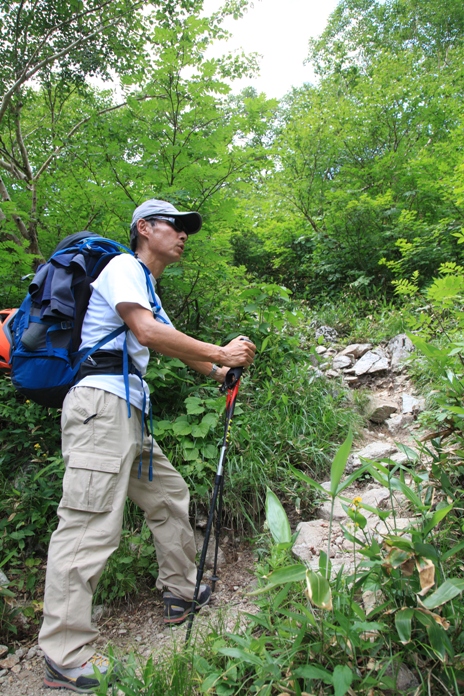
[203, 0, 340, 97]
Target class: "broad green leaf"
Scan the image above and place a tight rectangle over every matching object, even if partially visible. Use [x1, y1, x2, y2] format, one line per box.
[395, 608, 413, 644]
[172, 420, 192, 436]
[330, 430, 353, 496]
[191, 421, 210, 438]
[421, 579, 464, 609]
[265, 488, 291, 544]
[333, 664, 353, 696]
[218, 647, 263, 666]
[389, 478, 424, 509]
[335, 461, 371, 494]
[247, 564, 307, 595]
[183, 447, 199, 461]
[305, 570, 332, 610]
[426, 621, 450, 661]
[422, 503, 453, 537]
[293, 664, 332, 683]
[345, 506, 367, 529]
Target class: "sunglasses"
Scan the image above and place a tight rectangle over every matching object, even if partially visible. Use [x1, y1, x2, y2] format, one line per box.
[145, 216, 185, 232]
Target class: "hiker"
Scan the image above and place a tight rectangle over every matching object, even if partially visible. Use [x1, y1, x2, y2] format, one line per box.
[38, 199, 256, 693]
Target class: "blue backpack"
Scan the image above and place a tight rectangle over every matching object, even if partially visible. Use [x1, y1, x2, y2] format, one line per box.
[11, 232, 155, 408]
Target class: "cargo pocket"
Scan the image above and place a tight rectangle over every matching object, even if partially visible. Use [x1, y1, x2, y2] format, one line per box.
[61, 452, 122, 513]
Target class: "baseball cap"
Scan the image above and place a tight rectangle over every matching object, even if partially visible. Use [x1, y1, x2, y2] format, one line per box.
[130, 199, 202, 251]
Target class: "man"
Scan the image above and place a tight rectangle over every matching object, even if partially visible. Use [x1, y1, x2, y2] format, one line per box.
[38, 199, 256, 693]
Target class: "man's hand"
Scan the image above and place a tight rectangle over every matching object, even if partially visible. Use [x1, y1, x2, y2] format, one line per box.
[218, 336, 256, 368]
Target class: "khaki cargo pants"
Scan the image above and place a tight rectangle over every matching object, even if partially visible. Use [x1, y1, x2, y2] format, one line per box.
[38, 387, 197, 668]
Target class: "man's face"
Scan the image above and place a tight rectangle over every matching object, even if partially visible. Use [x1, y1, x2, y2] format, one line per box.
[142, 218, 188, 264]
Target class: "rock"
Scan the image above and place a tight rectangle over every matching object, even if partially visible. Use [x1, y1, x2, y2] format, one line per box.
[91, 605, 105, 623]
[325, 369, 340, 378]
[347, 441, 398, 472]
[353, 349, 390, 375]
[0, 570, 8, 586]
[293, 520, 330, 569]
[317, 487, 392, 522]
[402, 393, 424, 414]
[0, 668, 7, 678]
[386, 413, 414, 434]
[332, 355, 352, 370]
[314, 325, 338, 342]
[15, 647, 25, 659]
[25, 646, 37, 661]
[0, 653, 20, 669]
[339, 343, 372, 359]
[366, 396, 397, 423]
[0, 646, 7, 659]
[315, 345, 327, 354]
[11, 664, 21, 674]
[388, 334, 414, 371]
[385, 661, 419, 690]
[194, 530, 226, 569]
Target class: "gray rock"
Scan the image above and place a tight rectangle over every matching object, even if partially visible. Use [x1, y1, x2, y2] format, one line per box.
[332, 355, 352, 370]
[0, 653, 20, 669]
[385, 661, 419, 690]
[315, 345, 327, 354]
[386, 413, 414, 434]
[339, 343, 372, 359]
[315, 325, 338, 342]
[402, 393, 424, 414]
[91, 605, 105, 623]
[347, 441, 398, 472]
[0, 570, 8, 586]
[353, 349, 390, 375]
[366, 396, 397, 423]
[325, 369, 340, 378]
[194, 530, 225, 569]
[388, 334, 414, 371]
[26, 646, 38, 660]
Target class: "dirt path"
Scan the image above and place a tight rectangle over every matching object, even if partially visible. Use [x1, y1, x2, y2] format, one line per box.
[0, 544, 257, 695]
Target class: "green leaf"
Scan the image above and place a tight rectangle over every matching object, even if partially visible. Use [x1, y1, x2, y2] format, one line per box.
[305, 570, 332, 610]
[293, 664, 332, 683]
[330, 431, 353, 496]
[333, 664, 353, 696]
[218, 647, 263, 666]
[422, 503, 453, 537]
[289, 465, 329, 496]
[265, 488, 291, 544]
[421, 579, 464, 609]
[395, 608, 413, 644]
[247, 564, 307, 595]
[442, 539, 464, 561]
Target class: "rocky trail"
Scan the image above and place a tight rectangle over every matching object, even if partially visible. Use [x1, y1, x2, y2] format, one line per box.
[0, 332, 426, 695]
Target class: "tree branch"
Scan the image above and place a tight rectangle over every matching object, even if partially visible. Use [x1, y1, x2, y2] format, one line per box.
[34, 94, 166, 181]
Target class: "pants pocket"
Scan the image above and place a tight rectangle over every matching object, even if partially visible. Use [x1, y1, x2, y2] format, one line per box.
[61, 452, 122, 513]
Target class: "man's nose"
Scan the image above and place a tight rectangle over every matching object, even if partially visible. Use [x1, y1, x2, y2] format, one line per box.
[179, 230, 188, 241]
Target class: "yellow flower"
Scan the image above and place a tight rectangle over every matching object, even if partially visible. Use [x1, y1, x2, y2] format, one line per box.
[26, 400, 30, 404]
[34, 443, 40, 449]
[352, 496, 362, 506]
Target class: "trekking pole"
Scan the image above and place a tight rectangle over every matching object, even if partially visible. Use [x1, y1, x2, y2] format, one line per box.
[185, 365, 243, 643]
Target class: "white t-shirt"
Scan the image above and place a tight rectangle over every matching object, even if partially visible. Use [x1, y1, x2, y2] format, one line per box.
[75, 254, 173, 411]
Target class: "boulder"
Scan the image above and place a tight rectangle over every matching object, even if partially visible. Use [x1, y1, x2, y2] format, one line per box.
[402, 393, 424, 414]
[366, 396, 397, 423]
[388, 334, 414, 371]
[339, 343, 372, 359]
[353, 349, 390, 375]
[332, 355, 353, 370]
[347, 441, 398, 472]
[314, 325, 338, 342]
[194, 530, 225, 569]
[386, 413, 414, 434]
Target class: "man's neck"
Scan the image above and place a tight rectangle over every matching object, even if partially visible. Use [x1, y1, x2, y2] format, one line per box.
[135, 250, 166, 279]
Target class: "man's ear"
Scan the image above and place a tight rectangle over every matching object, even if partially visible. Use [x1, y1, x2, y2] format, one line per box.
[136, 218, 151, 245]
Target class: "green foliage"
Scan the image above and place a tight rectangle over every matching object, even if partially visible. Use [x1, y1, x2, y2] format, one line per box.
[197, 431, 464, 695]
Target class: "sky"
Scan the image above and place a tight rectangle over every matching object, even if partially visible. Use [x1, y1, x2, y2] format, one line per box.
[203, 0, 340, 98]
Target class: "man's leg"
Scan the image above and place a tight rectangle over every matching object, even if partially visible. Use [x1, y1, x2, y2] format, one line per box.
[38, 388, 141, 668]
[127, 435, 198, 600]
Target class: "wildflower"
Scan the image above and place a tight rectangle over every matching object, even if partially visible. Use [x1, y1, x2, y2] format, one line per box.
[34, 443, 40, 449]
[352, 496, 362, 507]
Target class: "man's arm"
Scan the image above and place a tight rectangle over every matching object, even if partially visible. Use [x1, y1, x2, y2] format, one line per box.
[116, 302, 255, 368]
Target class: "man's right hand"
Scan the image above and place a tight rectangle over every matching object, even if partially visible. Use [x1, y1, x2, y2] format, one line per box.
[219, 336, 256, 368]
